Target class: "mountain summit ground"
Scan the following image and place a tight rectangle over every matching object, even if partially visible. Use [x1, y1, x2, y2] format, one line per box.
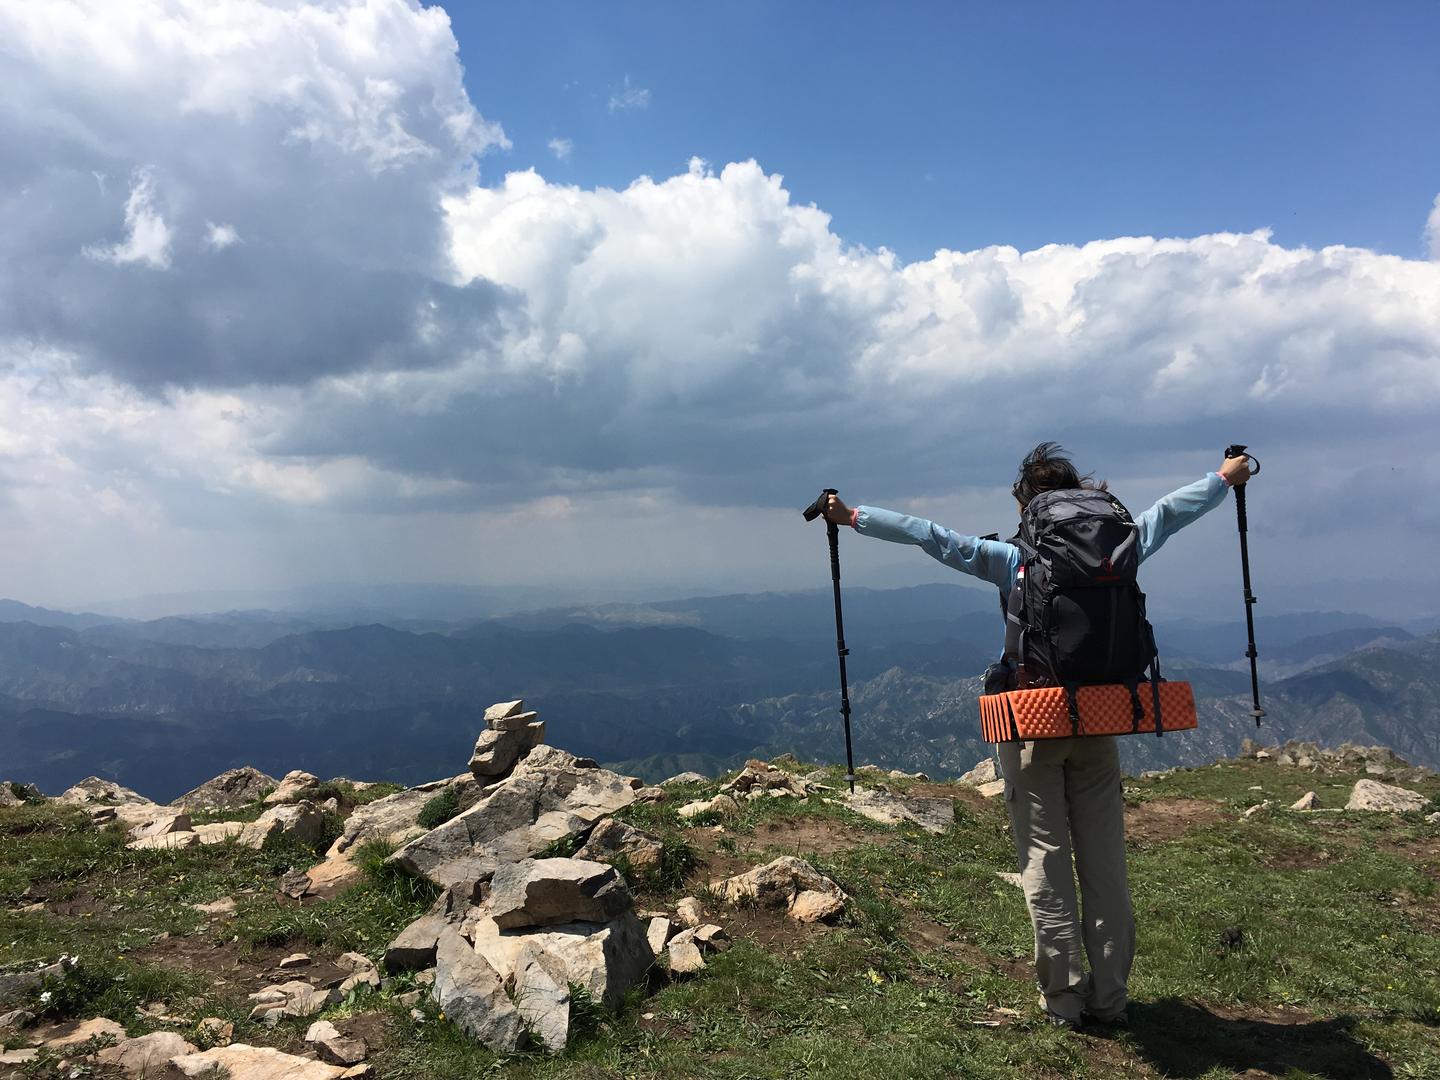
[2, 743, 1438, 1078]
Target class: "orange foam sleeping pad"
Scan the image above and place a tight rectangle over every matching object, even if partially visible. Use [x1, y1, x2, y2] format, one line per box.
[978, 682, 1197, 742]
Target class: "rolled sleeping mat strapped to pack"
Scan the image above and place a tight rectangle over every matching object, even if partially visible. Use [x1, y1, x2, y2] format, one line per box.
[979, 682, 1198, 743]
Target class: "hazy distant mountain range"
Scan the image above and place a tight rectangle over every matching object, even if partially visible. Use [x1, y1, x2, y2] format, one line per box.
[1, 586, 1436, 799]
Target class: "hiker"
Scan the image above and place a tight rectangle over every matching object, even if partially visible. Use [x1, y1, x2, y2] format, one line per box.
[824, 443, 1254, 1029]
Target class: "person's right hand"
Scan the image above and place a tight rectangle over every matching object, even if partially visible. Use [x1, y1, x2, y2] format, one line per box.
[824, 493, 854, 525]
[1219, 453, 1255, 486]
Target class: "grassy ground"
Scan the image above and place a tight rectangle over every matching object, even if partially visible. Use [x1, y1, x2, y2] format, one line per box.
[2, 755, 1437, 1079]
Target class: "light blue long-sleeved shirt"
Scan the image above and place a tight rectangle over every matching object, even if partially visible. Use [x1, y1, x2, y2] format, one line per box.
[854, 473, 1230, 594]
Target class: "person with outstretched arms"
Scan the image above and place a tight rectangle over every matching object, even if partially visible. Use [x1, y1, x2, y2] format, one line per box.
[823, 444, 1254, 1030]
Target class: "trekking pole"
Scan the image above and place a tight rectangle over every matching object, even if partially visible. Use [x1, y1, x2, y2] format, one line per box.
[1223, 445, 1265, 726]
[802, 489, 858, 793]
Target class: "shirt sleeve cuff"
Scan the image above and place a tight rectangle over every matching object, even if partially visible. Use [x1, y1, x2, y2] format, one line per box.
[850, 507, 860, 529]
[1215, 470, 1234, 487]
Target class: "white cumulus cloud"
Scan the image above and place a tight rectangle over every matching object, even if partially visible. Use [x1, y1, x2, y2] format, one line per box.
[205, 222, 241, 250]
[547, 137, 574, 161]
[83, 168, 172, 269]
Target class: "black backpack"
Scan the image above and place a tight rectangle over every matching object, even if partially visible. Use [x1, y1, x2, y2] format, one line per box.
[996, 488, 1166, 735]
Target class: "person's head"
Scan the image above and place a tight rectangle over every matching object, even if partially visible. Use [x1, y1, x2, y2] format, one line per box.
[1012, 442, 1103, 509]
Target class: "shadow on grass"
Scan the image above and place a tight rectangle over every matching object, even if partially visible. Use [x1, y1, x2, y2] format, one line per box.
[1123, 999, 1393, 1078]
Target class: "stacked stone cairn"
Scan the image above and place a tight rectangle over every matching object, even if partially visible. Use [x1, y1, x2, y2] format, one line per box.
[379, 700, 663, 1052]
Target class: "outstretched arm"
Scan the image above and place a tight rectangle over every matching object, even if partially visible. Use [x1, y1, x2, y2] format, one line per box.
[825, 494, 1018, 589]
[1137, 455, 1253, 562]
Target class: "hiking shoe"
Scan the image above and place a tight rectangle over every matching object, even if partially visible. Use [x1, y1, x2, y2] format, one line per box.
[1043, 1010, 1082, 1032]
[1081, 1010, 1128, 1028]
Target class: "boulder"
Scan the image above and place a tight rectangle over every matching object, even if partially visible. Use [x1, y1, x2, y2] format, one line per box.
[484, 699, 526, 724]
[96, 1031, 199, 1073]
[839, 788, 953, 833]
[383, 903, 449, 973]
[677, 793, 740, 820]
[36, 1015, 125, 1048]
[280, 953, 311, 969]
[193, 896, 236, 917]
[666, 929, 705, 975]
[692, 924, 730, 951]
[711, 856, 847, 924]
[976, 779, 1007, 799]
[264, 770, 322, 805]
[1290, 791, 1321, 811]
[491, 709, 542, 733]
[673, 896, 704, 929]
[278, 869, 313, 899]
[305, 1020, 366, 1066]
[247, 980, 337, 1025]
[56, 777, 147, 806]
[0, 1008, 35, 1033]
[646, 916, 672, 956]
[959, 758, 999, 786]
[1346, 779, 1428, 813]
[489, 858, 634, 929]
[469, 910, 653, 1012]
[171, 1044, 349, 1079]
[128, 830, 202, 851]
[468, 724, 544, 779]
[432, 927, 528, 1053]
[389, 746, 638, 890]
[1242, 801, 1271, 819]
[575, 818, 666, 872]
[171, 767, 277, 811]
[660, 771, 708, 786]
[511, 943, 571, 1052]
[0, 784, 22, 808]
[194, 821, 245, 845]
[239, 801, 324, 850]
[128, 809, 193, 841]
[0, 957, 76, 1007]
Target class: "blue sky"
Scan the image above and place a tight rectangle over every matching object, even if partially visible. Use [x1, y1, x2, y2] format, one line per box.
[1, 0, 1437, 614]
[452, 1, 1440, 261]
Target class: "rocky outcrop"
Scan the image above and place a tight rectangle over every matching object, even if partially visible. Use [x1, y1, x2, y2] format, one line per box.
[171, 766, 277, 811]
[470, 910, 653, 1012]
[1346, 779, 1429, 813]
[57, 777, 147, 806]
[389, 745, 637, 890]
[660, 771, 708, 786]
[712, 856, 847, 924]
[840, 788, 954, 833]
[1290, 791, 1321, 810]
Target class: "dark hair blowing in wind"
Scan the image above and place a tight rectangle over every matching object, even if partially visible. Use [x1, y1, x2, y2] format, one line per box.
[1012, 442, 1107, 507]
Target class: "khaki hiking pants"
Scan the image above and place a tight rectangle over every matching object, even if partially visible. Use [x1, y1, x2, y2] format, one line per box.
[996, 736, 1134, 1022]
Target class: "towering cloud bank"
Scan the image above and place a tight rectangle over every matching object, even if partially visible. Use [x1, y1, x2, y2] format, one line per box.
[1, 0, 1437, 601]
